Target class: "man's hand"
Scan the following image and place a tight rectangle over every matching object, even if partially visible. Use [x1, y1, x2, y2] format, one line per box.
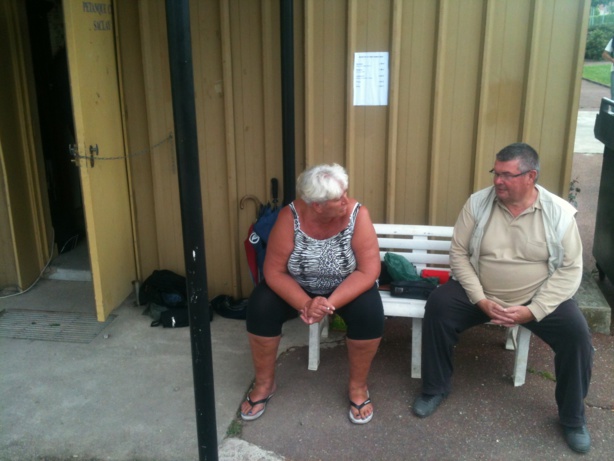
[476, 299, 535, 327]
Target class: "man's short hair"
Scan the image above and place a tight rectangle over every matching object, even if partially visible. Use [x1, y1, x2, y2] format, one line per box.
[496, 142, 540, 181]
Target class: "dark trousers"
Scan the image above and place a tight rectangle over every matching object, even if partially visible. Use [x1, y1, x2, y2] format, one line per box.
[421, 279, 593, 427]
[246, 281, 384, 340]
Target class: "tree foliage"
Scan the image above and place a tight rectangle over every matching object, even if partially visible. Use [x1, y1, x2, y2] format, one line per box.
[586, 24, 614, 60]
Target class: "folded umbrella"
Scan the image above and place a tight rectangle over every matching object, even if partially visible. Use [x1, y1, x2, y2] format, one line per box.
[241, 178, 281, 285]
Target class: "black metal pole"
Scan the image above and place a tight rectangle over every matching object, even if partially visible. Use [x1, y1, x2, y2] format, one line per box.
[280, 0, 296, 205]
[165, 2, 218, 460]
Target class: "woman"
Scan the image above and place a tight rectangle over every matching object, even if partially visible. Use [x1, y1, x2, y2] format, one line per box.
[240, 163, 384, 424]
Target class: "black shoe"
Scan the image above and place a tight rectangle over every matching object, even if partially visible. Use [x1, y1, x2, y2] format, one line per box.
[563, 424, 591, 454]
[412, 393, 446, 418]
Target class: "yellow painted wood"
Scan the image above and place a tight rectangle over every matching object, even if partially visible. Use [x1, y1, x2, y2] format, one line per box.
[117, 0, 590, 300]
[385, 0, 403, 222]
[346, 0, 390, 222]
[293, 4, 306, 178]
[0, 0, 52, 290]
[64, 0, 135, 320]
[0, 140, 18, 287]
[138, 0, 185, 275]
[394, 0, 438, 225]
[305, 0, 348, 167]
[220, 0, 242, 295]
[191, 0, 242, 296]
[115, 1, 158, 282]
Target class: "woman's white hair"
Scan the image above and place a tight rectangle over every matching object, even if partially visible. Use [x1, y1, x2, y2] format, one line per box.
[296, 163, 348, 204]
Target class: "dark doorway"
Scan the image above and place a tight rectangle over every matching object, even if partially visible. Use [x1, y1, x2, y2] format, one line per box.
[26, 0, 85, 255]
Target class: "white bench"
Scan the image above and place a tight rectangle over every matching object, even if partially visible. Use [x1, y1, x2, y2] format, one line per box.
[308, 224, 532, 387]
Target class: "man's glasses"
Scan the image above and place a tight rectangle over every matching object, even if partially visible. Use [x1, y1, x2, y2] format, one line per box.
[489, 169, 532, 180]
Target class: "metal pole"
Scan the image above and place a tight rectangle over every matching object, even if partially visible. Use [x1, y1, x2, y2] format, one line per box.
[165, 1, 218, 460]
[280, 0, 296, 205]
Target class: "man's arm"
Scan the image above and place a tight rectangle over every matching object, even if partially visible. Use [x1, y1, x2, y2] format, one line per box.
[449, 200, 486, 303]
[525, 221, 583, 321]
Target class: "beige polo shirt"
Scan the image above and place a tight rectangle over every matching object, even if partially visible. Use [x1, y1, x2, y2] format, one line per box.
[450, 192, 583, 321]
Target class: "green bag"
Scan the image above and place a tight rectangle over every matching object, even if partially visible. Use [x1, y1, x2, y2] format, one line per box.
[383, 252, 440, 285]
[384, 252, 420, 281]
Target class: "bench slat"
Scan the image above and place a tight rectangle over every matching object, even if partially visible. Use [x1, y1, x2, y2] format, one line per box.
[374, 224, 454, 237]
[378, 291, 427, 318]
[379, 252, 450, 266]
[378, 237, 451, 252]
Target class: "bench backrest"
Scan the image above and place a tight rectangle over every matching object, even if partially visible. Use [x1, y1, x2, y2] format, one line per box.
[374, 224, 454, 273]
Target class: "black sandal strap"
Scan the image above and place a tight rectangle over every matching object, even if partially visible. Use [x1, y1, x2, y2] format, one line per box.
[349, 398, 372, 411]
[246, 393, 273, 408]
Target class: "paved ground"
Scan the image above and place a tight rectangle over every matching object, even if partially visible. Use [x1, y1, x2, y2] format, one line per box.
[578, 76, 610, 111]
[239, 320, 614, 461]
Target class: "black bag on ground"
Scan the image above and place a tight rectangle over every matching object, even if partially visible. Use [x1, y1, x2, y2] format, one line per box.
[147, 302, 169, 322]
[211, 295, 248, 320]
[390, 280, 437, 300]
[139, 270, 187, 309]
[151, 308, 190, 328]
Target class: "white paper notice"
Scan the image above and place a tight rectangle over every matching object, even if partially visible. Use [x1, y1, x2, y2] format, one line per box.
[353, 52, 389, 106]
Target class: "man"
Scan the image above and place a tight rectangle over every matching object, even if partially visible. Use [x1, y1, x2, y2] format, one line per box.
[412, 143, 593, 454]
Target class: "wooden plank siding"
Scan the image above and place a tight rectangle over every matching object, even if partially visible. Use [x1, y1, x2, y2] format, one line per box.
[0, 0, 52, 290]
[122, 0, 589, 299]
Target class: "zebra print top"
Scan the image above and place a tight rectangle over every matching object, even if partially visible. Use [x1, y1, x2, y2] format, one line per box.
[287, 202, 361, 295]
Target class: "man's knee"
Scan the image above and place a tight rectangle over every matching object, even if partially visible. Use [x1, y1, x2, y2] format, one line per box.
[562, 319, 592, 348]
[424, 283, 455, 319]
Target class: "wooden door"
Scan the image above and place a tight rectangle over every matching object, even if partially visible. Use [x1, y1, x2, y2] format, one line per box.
[63, 0, 135, 320]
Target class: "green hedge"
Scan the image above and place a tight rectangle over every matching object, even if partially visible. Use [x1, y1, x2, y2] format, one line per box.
[586, 24, 614, 60]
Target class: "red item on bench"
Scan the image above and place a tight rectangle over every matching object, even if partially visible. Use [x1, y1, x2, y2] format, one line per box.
[421, 269, 450, 284]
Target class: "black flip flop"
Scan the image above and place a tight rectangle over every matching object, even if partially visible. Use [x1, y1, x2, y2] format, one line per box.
[241, 392, 274, 421]
[349, 394, 373, 424]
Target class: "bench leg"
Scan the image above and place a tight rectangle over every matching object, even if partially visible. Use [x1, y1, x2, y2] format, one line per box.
[512, 326, 531, 387]
[308, 316, 329, 371]
[308, 323, 321, 371]
[321, 314, 329, 338]
[505, 325, 519, 350]
[411, 318, 422, 379]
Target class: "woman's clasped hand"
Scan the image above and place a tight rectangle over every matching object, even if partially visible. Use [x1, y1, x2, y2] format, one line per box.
[300, 296, 335, 324]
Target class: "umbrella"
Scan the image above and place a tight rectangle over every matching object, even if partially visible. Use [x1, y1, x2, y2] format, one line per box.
[240, 178, 281, 285]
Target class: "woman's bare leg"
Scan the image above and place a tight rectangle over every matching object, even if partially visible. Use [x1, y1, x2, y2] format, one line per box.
[240, 333, 281, 417]
[347, 337, 381, 421]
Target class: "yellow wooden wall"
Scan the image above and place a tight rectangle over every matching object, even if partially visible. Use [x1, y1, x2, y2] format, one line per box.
[0, 1, 52, 290]
[122, 0, 589, 300]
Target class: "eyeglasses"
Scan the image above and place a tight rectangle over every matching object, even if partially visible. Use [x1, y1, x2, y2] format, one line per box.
[489, 169, 532, 180]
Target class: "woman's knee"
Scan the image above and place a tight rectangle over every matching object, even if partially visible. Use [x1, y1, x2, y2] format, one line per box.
[341, 287, 384, 340]
[245, 282, 289, 336]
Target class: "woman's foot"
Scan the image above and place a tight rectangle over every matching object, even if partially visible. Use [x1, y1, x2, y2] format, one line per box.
[348, 388, 373, 424]
[240, 383, 277, 421]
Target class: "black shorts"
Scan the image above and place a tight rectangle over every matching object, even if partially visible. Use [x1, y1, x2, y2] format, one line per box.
[245, 281, 385, 340]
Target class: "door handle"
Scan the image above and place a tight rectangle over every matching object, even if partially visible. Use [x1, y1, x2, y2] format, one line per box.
[89, 144, 99, 167]
[68, 144, 99, 167]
